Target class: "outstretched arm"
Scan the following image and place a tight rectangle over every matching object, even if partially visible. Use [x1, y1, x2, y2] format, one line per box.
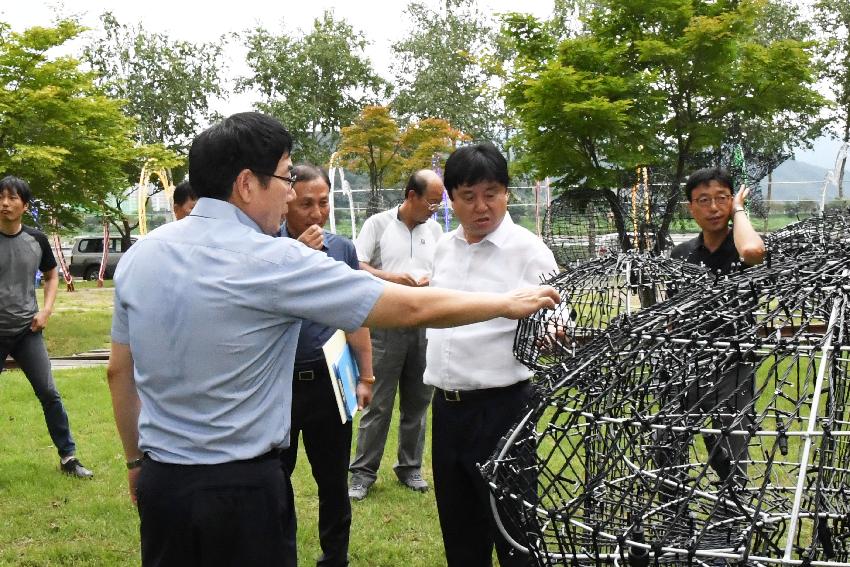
[363, 283, 560, 329]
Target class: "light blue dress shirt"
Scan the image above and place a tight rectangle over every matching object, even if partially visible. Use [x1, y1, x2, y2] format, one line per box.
[111, 198, 384, 464]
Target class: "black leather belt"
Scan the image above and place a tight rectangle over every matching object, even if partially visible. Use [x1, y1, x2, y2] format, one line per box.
[435, 380, 529, 403]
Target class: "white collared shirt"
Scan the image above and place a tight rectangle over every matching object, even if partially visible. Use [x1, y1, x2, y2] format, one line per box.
[424, 213, 557, 390]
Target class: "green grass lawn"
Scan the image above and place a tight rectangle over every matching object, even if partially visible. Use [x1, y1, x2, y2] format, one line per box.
[0, 367, 444, 566]
[41, 281, 115, 358]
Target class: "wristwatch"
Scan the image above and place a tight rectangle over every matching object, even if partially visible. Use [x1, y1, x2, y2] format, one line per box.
[127, 457, 145, 470]
[359, 375, 376, 384]
[733, 206, 746, 214]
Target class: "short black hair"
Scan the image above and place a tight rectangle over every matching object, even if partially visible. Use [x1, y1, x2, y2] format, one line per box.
[443, 142, 509, 200]
[188, 112, 293, 201]
[173, 180, 197, 206]
[0, 175, 33, 204]
[684, 167, 734, 201]
[404, 170, 434, 199]
[291, 163, 331, 190]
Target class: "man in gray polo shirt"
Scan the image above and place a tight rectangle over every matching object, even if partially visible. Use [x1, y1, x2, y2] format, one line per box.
[0, 175, 93, 479]
[106, 112, 559, 567]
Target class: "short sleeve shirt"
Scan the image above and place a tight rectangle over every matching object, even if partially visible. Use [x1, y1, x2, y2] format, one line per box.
[110, 198, 385, 464]
[281, 226, 361, 363]
[0, 226, 57, 337]
[354, 206, 443, 279]
[670, 231, 744, 277]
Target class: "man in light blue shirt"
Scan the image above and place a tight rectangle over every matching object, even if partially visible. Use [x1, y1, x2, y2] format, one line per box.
[107, 112, 560, 567]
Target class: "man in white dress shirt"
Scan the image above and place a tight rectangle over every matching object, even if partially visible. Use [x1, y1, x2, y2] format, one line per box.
[424, 143, 557, 567]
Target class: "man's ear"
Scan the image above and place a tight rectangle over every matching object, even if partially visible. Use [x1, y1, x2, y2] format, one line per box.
[230, 169, 254, 204]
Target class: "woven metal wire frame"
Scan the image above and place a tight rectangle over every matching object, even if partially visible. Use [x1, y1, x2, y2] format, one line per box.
[514, 251, 710, 374]
[766, 210, 850, 263]
[486, 250, 850, 567]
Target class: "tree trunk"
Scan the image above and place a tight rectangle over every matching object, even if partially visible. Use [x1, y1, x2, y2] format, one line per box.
[764, 168, 773, 233]
[658, 155, 688, 254]
[838, 122, 849, 200]
[121, 219, 134, 251]
[601, 188, 629, 252]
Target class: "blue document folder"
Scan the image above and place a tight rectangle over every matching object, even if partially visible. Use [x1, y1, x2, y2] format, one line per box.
[322, 330, 360, 423]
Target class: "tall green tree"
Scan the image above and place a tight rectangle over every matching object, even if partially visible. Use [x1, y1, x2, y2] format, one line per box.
[815, 0, 850, 197]
[0, 19, 138, 229]
[503, 0, 824, 247]
[241, 10, 388, 166]
[84, 12, 225, 152]
[392, 0, 499, 141]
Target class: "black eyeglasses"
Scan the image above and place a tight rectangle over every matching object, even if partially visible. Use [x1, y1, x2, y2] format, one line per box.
[693, 194, 732, 209]
[254, 171, 297, 189]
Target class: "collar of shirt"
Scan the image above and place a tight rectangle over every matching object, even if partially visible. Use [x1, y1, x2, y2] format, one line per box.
[695, 229, 735, 254]
[452, 211, 514, 248]
[189, 197, 264, 235]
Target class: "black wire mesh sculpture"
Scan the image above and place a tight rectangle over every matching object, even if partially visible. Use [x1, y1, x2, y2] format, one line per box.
[766, 209, 850, 262]
[542, 190, 623, 266]
[485, 251, 850, 567]
[514, 251, 709, 373]
[542, 171, 677, 267]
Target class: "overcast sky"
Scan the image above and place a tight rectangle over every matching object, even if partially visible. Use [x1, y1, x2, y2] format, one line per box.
[2, 0, 844, 170]
[1, 0, 554, 79]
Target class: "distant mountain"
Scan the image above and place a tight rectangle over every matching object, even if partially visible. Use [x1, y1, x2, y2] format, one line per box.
[757, 159, 849, 201]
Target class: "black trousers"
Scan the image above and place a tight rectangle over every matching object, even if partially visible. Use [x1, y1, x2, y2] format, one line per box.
[281, 360, 352, 567]
[432, 381, 534, 567]
[136, 452, 296, 567]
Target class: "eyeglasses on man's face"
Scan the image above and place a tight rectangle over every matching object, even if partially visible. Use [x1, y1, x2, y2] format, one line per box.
[426, 201, 444, 212]
[693, 194, 732, 209]
[255, 171, 297, 190]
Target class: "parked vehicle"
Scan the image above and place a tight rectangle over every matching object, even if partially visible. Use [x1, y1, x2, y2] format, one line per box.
[68, 236, 137, 280]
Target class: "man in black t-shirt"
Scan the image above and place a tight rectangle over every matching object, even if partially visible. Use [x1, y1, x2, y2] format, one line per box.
[663, 168, 765, 487]
[0, 176, 93, 478]
[671, 167, 765, 274]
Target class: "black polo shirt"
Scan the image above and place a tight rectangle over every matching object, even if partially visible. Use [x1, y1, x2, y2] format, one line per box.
[670, 230, 745, 277]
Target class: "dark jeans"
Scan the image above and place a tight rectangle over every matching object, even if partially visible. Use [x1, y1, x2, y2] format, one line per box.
[432, 381, 534, 567]
[281, 361, 352, 567]
[0, 329, 76, 457]
[137, 452, 296, 567]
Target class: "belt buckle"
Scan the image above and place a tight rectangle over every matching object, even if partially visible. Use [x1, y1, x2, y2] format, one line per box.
[297, 370, 315, 381]
[443, 389, 461, 402]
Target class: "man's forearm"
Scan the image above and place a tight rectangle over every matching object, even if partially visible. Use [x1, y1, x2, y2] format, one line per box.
[106, 343, 143, 460]
[359, 262, 393, 282]
[42, 269, 58, 314]
[359, 262, 417, 286]
[732, 211, 765, 265]
[363, 283, 559, 329]
[345, 327, 373, 378]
